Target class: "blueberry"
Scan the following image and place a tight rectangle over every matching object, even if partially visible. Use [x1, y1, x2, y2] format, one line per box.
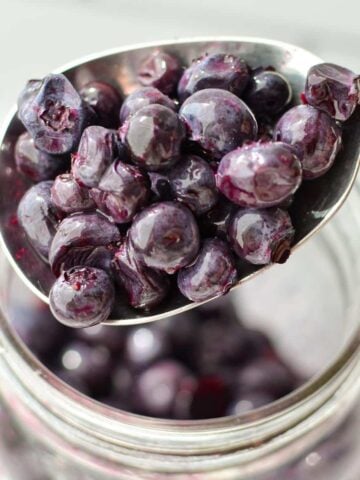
[228, 208, 294, 265]
[75, 324, 125, 353]
[80, 81, 122, 128]
[49, 212, 121, 276]
[18, 74, 91, 154]
[274, 105, 342, 179]
[90, 160, 149, 224]
[148, 171, 173, 201]
[54, 368, 91, 395]
[109, 365, 134, 407]
[198, 197, 235, 239]
[178, 238, 237, 302]
[18, 181, 63, 259]
[305, 63, 359, 121]
[178, 53, 250, 102]
[168, 155, 218, 215]
[51, 173, 95, 214]
[226, 391, 275, 415]
[122, 104, 185, 171]
[138, 50, 182, 95]
[124, 325, 170, 369]
[49, 266, 115, 327]
[189, 375, 230, 419]
[128, 201, 200, 274]
[179, 88, 257, 160]
[119, 87, 177, 124]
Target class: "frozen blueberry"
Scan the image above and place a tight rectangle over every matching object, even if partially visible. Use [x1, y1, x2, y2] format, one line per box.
[168, 155, 218, 215]
[216, 142, 302, 208]
[80, 81, 122, 128]
[189, 375, 230, 419]
[305, 63, 359, 121]
[129, 201, 200, 274]
[18, 74, 91, 154]
[49, 266, 115, 327]
[72, 126, 118, 188]
[122, 104, 185, 171]
[49, 212, 121, 276]
[90, 160, 149, 224]
[119, 87, 177, 124]
[148, 171, 173, 201]
[198, 198, 235, 239]
[178, 53, 250, 102]
[138, 50, 182, 95]
[226, 391, 275, 415]
[228, 208, 294, 265]
[178, 238, 237, 303]
[51, 173, 95, 214]
[75, 324, 125, 353]
[179, 88, 257, 160]
[274, 105, 342, 179]
[124, 325, 170, 369]
[18, 181, 63, 259]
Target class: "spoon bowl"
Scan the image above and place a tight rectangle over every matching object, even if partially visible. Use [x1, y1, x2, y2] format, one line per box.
[0, 37, 359, 325]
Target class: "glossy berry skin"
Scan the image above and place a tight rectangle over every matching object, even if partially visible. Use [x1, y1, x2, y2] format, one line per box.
[49, 266, 115, 327]
[148, 171, 173, 201]
[216, 142, 302, 208]
[129, 202, 200, 274]
[90, 160, 149, 224]
[179, 89, 258, 160]
[112, 241, 169, 310]
[228, 208, 294, 265]
[274, 105, 342, 179]
[18, 74, 90, 155]
[124, 325, 170, 369]
[138, 50, 182, 95]
[119, 87, 177, 124]
[305, 63, 360, 121]
[80, 81, 122, 128]
[198, 198, 235, 240]
[168, 155, 218, 215]
[49, 212, 121, 276]
[72, 126, 118, 188]
[51, 173, 95, 214]
[177, 238, 237, 302]
[18, 181, 62, 259]
[178, 54, 249, 103]
[122, 104, 185, 171]
[15, 132, 67, 181]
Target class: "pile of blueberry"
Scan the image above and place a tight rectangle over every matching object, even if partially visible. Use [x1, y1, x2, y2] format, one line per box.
[15, 50, 359, 327]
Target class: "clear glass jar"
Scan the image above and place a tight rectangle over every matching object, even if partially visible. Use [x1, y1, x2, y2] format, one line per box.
[0, 179, 359, 480]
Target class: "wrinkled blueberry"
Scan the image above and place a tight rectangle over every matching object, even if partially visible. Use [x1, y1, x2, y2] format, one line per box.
[148, 171, 173, 201]
[75, 324, 125, 353]
[129, 201, 200, 274]
[227, 391, 275, 415]
[305, 63, 359, 121]
[122, 104, 185, 171]
[228, 208, 294, 265]
[72, 126, 118, 188]
[138, 50, 182, 95]
[124, 325, 170, 369]
[80, 81, 122, 128]
[274, 105, 342, 179]
[198, 198, 235, 239]
[178, 238, 237, 302]
[90, 160, 149, 224]
[49, 266, 115, 327]
[51, 173, 95, 214]
[190, 375, 230, 419]
[179, 88, 257, 159]
[216, 142, 302, 207]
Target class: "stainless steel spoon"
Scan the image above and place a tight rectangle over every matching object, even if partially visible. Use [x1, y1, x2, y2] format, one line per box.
[0, 37, 359, 326]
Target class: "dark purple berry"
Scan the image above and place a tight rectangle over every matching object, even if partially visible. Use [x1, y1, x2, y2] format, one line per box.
[80, 81, 122, 128]
[138, 50, 182, 95]
[189, 375, 230, 419]
[75, 324, 125, 353]
[148, 171, 173, 201]
[124, 325, 170, 369]
[228, 208, 294, 265]
[51, 173, 95, 214]
[198, 198, 235, 239]
[55, 368, 91, 395]
[49, 266, 115, 327]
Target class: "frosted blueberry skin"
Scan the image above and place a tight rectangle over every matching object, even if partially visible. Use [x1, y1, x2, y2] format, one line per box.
[18, 74, 91, 155]
[18, 181, 63, 259]
[179, 88, 258, 160]
[122, 104, 185, 171]
[72, 125, 118, 188]
[148, 171, 173, 201]
[49, 266, 115, 328]
[51, 173, 95, 214]
[119, 87, 177, 124]
[168, 154, 218, 215]
[177, 238, 237, 302]
[112, 240, 169, 310]
[228, 208, 294, 265]
[305, 63, 360, 121]
[49, 212, 121, 276]
[274, 105, 342, 179]
[129, 201, 200, 274]
[177, 54, 250, 103]
[216, 142, 302, 208]
[138, 50, 183, 95]
[80, 81, 122, 128]
[90, 160, 149, 224]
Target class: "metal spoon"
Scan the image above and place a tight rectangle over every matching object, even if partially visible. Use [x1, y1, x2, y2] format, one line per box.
[0, 37, 359, 326]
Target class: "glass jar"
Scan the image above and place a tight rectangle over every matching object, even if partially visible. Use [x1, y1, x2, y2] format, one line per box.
[0, 179, 359, 480]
